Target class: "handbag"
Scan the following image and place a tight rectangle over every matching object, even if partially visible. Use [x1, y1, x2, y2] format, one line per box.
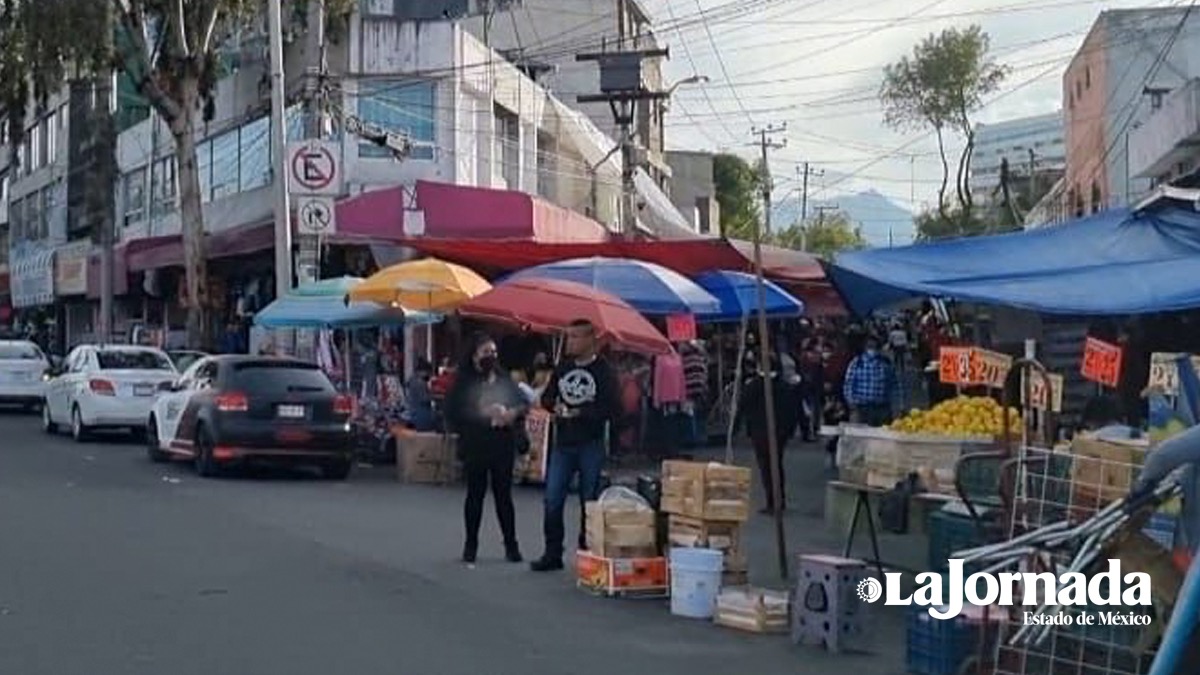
[514, 421, 531, 456]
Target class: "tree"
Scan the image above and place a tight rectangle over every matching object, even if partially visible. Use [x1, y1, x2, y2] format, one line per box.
[881, 25, 1007, 227]
[771, 211, 866, 258]
[713, 153, 762, 240]
[915, 207, 993, 241]
[1, 0, 353, 348]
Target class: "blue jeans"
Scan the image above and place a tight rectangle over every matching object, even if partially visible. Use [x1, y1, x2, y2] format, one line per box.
[543, 440, 606, 560]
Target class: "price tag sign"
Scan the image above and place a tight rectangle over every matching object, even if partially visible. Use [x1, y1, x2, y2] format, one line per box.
[969, 348, 1013, 389]
[1022, 372, 1064, 412]
[665, 314, 697, 342]
[939, 346, 971, 384]
[1147, 353, 1200, 395]
[1081, 337, 1123, 388]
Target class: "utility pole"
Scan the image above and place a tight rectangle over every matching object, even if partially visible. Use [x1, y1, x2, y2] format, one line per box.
[814, 204, 840, 224]
[749, 123, 789, 580]
[577, 20, 669, 236]
[1028, 148, 1037, 205]
[267, 0, 293, 304]
[295, 0, 328, 289]
[799, 162, 809, 224]
[94, 1, 117, 343]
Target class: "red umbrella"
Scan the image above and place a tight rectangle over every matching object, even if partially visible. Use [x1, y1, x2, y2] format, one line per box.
[458, 277, 674, 356]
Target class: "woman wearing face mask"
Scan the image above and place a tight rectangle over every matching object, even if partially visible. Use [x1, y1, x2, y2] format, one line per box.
[444, 333, 528, 564]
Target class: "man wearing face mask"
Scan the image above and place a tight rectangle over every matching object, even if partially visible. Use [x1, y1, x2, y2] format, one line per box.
[843, 335, 898, 427]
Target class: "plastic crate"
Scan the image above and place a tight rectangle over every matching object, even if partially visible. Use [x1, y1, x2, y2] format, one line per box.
[1142, 512, 1177, 551]
[927, 509, 989, 573]
[906, 606, 975, 675]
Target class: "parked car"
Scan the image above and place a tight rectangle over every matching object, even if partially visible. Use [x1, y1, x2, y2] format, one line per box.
[167, 350, 208, 373]
[0, 340, 51, 411]
[43, 345, 178, 442]
[146, 355, 355, 479]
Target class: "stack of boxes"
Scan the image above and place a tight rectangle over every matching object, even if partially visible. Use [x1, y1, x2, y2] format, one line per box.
[576, 496, 667, 597]
[791, 554, 871, 654]
[660, 460, 752, 586]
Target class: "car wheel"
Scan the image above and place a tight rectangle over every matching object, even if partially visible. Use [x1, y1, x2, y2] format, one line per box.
[194, 426, 219, 478]
[71, 405, 91, 443]
[323, 458, 353, 481]
[42, 402, 57, 434]
[146, 417, 170, 463]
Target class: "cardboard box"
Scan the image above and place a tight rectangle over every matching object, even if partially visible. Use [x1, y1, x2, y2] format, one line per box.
[1070, 435, 1149, 504]
[585, 501, 658, 558]
[661, 460, 752, 521]
[575, 551, 668, 597]
[395, 430, 460, 484]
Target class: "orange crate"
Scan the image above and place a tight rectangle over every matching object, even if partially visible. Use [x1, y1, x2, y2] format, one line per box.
[575, 551, 668, 597]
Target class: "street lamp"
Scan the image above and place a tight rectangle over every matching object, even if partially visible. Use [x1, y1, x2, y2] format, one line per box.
[664, 74, 710, 99]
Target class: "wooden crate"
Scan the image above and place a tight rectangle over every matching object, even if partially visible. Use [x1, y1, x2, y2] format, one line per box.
[714, 587, 789, 633]
[660, 460, 751, 521]
[667, 515, 745, 574]
[585, 501, 658, 558]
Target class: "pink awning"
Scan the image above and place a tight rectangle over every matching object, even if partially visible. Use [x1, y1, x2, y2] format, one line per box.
[413, 180, 609, 242]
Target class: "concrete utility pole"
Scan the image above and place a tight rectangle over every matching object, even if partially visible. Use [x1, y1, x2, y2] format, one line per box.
[576, 5, 670, 237]
[267, 0, 293, 302]
[749, 122, 789, 580]
[94, 1, 117, 343]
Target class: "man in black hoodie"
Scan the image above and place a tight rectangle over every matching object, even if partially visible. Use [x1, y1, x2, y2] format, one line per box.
[531, 319, 621, 572]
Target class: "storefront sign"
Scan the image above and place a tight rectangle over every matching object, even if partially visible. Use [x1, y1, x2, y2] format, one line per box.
[1081, 337, 1123, 388]
[666, 313, 697, 343]
[1021, 371, 1065, 412]
[1147, 352, 1200, 395]
[54, 242, 90, 296]
[10, 244, 55, 308]
[939, 346, 1011, 388]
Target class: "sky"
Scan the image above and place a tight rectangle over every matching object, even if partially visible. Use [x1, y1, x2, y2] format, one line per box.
[639, 0, 1169, 218]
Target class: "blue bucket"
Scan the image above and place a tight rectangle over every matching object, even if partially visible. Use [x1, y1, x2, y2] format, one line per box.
[669, 547, 724, 619]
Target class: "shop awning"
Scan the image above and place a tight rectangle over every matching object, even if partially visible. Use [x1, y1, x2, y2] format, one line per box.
[829, 205, 1200, 316]
[409, 180, 610, 242]
[399, 237, 827, 283]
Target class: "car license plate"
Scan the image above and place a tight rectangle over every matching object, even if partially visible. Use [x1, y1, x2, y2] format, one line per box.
[275, 428, 313, 444]
[134, 384, 155, 396]
[277, 404, 306, 419]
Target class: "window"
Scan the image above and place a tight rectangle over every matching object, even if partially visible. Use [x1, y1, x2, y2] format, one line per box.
[1085, 66, 1091, 89]
[25, 193, 42, 240]
[238, 116, 270, 191]
[151, 155, 177, 213]
[231, 361, 334, 395]
[210, 129, 240, 200]
[123, 167, 147, 226]
[29, 123, 43, 171]
[97, 349, 173, 371]
[356, 79, 436, 160]
[45, 111, 57, 164]
[196, 139, 213, 203]
[495, 105, 520, 190]
[1090, 182, 1103, 214]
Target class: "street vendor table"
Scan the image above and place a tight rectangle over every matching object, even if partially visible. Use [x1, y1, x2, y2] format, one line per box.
[826, 480, 956, 578]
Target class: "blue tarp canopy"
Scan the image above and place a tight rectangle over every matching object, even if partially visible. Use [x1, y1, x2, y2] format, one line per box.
[829, 205, 1200, 316]
[693, 270, 805, 323]
[255, 294, 441, 329]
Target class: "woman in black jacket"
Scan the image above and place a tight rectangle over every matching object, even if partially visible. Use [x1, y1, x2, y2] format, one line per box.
[444, 333, 528, 564]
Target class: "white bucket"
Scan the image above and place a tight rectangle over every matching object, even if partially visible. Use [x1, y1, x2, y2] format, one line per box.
[669, 547, 725, 619]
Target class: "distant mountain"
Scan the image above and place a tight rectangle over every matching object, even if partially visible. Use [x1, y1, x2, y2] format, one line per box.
[770, 189, 915, 248]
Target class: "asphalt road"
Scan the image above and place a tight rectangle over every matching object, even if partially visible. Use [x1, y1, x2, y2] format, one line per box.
[0, 409, 906, 675]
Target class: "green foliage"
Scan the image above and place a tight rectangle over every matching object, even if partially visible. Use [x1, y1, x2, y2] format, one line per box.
[881, 25, 1008, 222]
[914, 207, 1021, 241]
[771, 211, 866, 257]
[713, 153, 763, 240]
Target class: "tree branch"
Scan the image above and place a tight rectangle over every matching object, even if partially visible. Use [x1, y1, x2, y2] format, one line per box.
[197, 0, 223, 56]
[111, 0, 183, 121]
[172, 0, 191, 60]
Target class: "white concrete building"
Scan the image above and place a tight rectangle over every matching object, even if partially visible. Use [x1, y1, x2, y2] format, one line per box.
[1129, 77, 1200, 187]
[971, 111, 1065, 203]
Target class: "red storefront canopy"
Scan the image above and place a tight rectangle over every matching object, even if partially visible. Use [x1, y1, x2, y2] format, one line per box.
[400, 237, 845, 316]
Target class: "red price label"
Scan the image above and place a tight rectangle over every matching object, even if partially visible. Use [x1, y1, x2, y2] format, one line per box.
[968, 349, 1012, 389]
[939, 347, 970, 384]
[1081, 337, 1123, 388]
[665, 314, 697, 342]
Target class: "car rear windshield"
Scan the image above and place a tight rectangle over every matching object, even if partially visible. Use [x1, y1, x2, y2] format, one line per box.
[0, 343, 43, 360]
[97, 350, 173, 370]
[230, 362, 334, 395]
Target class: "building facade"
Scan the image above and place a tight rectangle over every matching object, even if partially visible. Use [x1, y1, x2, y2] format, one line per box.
[1062, 8, 1200, 217]
[1128, 77, 1200, 188]
[971, 111, 1065, 204]
[665, 150, 719, 235]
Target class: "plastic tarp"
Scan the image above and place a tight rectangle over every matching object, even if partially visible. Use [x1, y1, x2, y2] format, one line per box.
[829, 205, 1200, 316]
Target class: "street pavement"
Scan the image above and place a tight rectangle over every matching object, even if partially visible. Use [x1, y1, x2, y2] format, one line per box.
[0, 409, 908, 675]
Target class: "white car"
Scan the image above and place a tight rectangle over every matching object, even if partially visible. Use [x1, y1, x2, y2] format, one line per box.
[0, 340, 50, 411]
[43, 344, 178, 442]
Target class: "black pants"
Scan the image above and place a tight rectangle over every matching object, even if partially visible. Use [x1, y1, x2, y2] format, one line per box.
[463, 448, 518, 554]
[752, 434, 789, 509]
